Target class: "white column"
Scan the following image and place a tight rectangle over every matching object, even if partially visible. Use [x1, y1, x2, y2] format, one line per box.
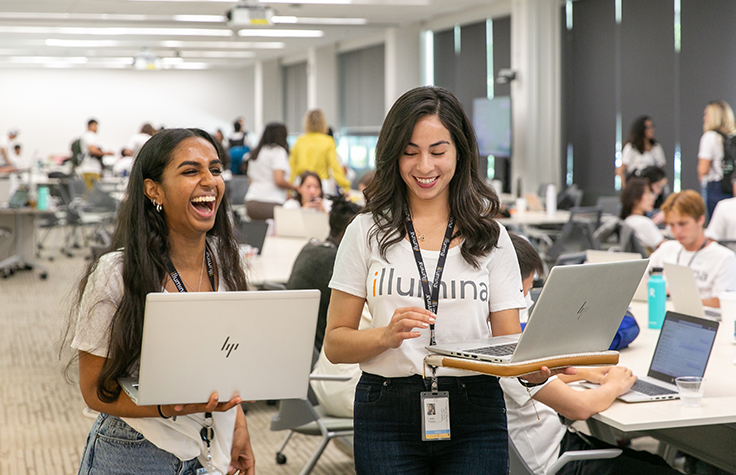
[510, 0, 561, 196]
[385, 26, 421, 113]
[254, 59, 282, 135]
[307, 44, 338, 127]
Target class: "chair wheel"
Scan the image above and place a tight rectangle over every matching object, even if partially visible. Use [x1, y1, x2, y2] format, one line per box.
[276, 453, 287, 464]
[39, 273, 48, 280]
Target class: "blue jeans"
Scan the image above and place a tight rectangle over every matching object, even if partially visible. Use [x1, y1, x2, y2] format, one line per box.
[705, 181, 732, 221]
[353, 372, 509, 475]
[78, 413, 203, 475]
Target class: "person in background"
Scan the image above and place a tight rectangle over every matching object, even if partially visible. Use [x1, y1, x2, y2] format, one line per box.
[616, 116, 666, 186]
[227, 118, 250, 176]
[619, 177, 666, 253]
[501, 234, 681, 475]
[289, 109, 351, 194]
[508, 233, 544, 323]
[638, 165, 669, 211]
[706, 196, 736, 242]
[283, 170, 329, 213]
[228, 117, 251, 149]
[68, 128, 254, 474]
[122, 123, 156, 158]
[649, 190, 736, 307]
[244, 122, 296, 220]
[79, 119, 114, 188]
[324, 86, 562, 474]
[698, 100, 736, 217]
[0, 128, 20, 168]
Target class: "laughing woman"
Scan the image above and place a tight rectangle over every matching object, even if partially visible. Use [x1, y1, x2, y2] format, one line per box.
[69, 128, 254, 475]
[324, 86, 566, 474]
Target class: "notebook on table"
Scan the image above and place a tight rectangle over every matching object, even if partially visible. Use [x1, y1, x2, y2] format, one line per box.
[663, 262, 722, 320]
[426, 260, 649, 375]
[615, 311, 718, 403]
[273, 206, 330, 240]
[585, 249, 648, 302]
[119, 289, 320, 406]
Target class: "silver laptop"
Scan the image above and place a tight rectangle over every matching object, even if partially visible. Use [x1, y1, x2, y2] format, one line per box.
[617, 311, 718, 403]
[428, 260, 649, 364]
[663, 262, 721, 320]
[119, 289, 320, 406]
[274, 206, 330, 240]
[585, 249, 647, 302]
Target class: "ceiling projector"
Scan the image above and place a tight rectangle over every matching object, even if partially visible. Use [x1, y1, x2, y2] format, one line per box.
[226, 4, 274, 26]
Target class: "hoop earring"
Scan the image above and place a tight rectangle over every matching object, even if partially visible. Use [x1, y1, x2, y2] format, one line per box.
[151, 198, 162, 213]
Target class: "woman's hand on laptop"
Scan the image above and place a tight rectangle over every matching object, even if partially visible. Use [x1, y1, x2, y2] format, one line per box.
[161, 392, 242, 418]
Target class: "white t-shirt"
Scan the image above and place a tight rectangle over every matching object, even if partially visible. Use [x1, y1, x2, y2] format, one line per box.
[624, 214, 665, 251]
[125, 132, 151, 158]
[500, 376, 565, 475]
[698, 130, 724, 183]
[329, 213, 526, 378]
[648, 239, 736, 300]
[245, 145, 290, 204]
[71, 251, 236, 471]
[706, 197, 736, 241]
[621, 142, 666, 174]
[79, 130, 103, 174]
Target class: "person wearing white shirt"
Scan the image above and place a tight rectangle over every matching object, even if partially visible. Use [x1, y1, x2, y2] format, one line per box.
[619, 177, 666, 253]
[0, 128, 20, 168]
[616, 116, 666, 186]
[122, 123, 156, 158]
[649, 190, 736, 307]
[78, 119, 114, 188]
[706, 196, 736, 242]
[697, 101, 736, 218]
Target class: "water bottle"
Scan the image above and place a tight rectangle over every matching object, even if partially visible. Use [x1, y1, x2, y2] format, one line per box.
[545, 184, 557, 217]
[648, 267, 666, 329]
[37, 186, 49, 211]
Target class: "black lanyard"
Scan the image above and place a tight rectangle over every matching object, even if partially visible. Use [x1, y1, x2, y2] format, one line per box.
[165, 245, 215, 293]
[676, 238, 709, 268]
[404, 204, 455, 346]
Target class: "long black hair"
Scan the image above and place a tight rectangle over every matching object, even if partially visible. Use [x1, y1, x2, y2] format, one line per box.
[624, 115, 657, 154]
[66, 128, 247, 403]
[620, 177, 651, 219]
[249, 122, 289, 162]
[362, 86, 500, 268]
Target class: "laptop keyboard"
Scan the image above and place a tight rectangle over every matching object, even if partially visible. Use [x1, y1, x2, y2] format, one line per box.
[631, 379, 677, 396]
[466, 343, 517, 356]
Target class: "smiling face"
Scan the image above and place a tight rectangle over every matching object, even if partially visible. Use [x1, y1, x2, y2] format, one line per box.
[144, 136, 225, 240]
[399, 114, 457, 209]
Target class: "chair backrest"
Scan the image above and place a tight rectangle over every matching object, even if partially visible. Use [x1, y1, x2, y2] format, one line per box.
[596, 195, 621, 216]
[619, 223, 648, 258]
[719, 240, 736, 253]
[508, 436, 536, 475]
[557, 184, 583, 210]
[545, 207, 602, 262]
[227, 175, 250, 204]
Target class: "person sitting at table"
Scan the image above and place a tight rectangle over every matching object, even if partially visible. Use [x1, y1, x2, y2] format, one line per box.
[706, 196, 736, 242]
[619, 177, 666, 254]
[286, 194, 362, 352]
[283, 170, 330, 213]
[501, 234, 682, 475]
[68, 128, 254, 474]
[648, 189, 736, 307]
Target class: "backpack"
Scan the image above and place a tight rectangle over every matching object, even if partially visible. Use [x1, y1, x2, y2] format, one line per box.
[717, 131, 736, 196]
[70, 138, 84, 167]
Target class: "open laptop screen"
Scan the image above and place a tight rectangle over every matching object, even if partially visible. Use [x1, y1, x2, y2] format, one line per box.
[648, 312, 718, 385]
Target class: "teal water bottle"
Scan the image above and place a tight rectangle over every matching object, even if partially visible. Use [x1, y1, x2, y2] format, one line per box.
[37, 186, 49, 211]
[648, 267, 666, 329]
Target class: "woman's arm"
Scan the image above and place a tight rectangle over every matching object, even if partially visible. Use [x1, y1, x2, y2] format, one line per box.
[323, 289, 435, 364]
[228, 405, 255, 475]
[698, 158, 712, 182]
[615, 164, 627, 187]
[78, 351, 241, 418]
[272, 170, 295, 191]
[488, 308, 522, 336]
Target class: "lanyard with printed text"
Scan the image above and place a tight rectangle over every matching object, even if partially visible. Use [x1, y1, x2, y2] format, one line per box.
[404, 204, 455, 347]
[165, 245, 215, 293]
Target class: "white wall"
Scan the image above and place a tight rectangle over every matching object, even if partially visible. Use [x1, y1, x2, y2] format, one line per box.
[0, 67, 255, 161]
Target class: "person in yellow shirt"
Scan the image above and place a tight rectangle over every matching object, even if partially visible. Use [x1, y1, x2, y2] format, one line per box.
[289, 109, 351, 192]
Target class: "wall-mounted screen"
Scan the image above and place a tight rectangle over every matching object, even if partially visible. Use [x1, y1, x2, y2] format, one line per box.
[473, 96, 512, 158]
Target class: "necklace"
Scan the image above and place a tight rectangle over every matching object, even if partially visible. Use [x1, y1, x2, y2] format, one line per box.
[418, 233, 426, 242]
[176, 251, 206, 292]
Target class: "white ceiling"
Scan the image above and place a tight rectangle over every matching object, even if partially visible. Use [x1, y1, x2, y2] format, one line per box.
[0, 0, 493, 70]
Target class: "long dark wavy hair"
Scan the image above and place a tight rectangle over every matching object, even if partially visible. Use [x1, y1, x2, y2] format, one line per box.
[362, 86, 500, 268]
[624, 115, 657, 154]
[620, 177, 651, 219]
[66, 128, 247, 403]
[249, 122, 289, 162]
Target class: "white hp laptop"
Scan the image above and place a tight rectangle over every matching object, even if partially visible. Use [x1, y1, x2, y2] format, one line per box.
[273, 206, 330, 240]
[585, 249, 648, 302]
[428, 260, 649, 364]
[663, 262, 721, 320]
[119, 289, 320, 406]
[616, 311, 718, 402]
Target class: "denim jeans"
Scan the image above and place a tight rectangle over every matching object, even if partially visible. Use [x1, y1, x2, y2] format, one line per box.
[353, 372, 509, 475]
[78, 413, 203, 475]
[705, 180, 732, 220]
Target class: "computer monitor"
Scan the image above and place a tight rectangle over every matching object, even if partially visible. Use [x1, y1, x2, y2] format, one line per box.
[473, 96, 512, 158]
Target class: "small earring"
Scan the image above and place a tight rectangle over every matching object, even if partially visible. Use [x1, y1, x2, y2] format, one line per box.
[151, 198, 162, 213]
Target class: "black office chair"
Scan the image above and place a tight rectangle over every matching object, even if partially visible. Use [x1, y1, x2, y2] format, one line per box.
[545, 207, 602, 263]
[509, 435, 622, 475]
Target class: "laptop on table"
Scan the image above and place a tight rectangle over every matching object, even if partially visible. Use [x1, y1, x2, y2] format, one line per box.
[585, 249, 648, 302]
[616, 311, 718, 403]
[663, 262, 721, 320]
[273, 206, 330, 240]
[428, 260, 649, 364]
[119, 289, 320, 405]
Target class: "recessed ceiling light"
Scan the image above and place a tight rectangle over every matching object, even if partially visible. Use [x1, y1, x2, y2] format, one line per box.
[46, 39, 122, 48]
[160, 40, 284, 49]
[237, 29, 323, 38]
[0, 26, 233, 37]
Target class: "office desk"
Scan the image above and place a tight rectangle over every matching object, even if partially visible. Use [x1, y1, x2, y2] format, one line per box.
[588, 301, 736, 471]
[0, 207, 52, 278]
[245, 236, 308, 285]
[497, 210, 570, 227]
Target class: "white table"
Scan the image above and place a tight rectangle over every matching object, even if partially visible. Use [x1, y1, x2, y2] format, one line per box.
[497, 210, 570, 227]
[588, 301, 736, 471]
[0, 207, 52, 278]
[245, 235, 309, 285]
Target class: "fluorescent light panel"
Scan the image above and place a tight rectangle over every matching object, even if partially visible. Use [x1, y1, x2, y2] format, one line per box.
[237, 29, 323, 38]
[271, 16, 367, 25]
[43, 39, 283, 49]
[0, 26, 232, 37]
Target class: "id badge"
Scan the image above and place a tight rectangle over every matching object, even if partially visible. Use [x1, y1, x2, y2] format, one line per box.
[420, 391, 450, 441]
